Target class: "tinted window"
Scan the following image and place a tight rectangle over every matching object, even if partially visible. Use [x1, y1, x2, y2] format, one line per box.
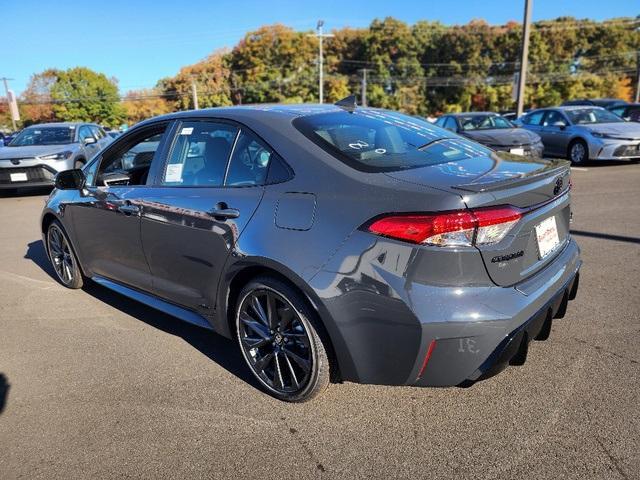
[163, 121, 238, 186]
[293, 109, 492, 173]
[460, 115, 513, 130]
[97, 126, 167, 186]
[434, 117, 446, 127]
[9, 126, 75, 146]
[523, 111, 544, 126]
[90, 126, 105, 139]
[609, 106, 626, 117]
[443, 117, 458, 132]
[225, 130, 272, 186]
[542, 111, 567, 127]
[565, 108, 623, 124]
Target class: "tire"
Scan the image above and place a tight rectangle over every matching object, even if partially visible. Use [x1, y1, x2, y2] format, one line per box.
[46, 220, 84, 289]
[568, 139, 588, 165]
[74, 159, 85, 170]
[235, 276, 331, 402]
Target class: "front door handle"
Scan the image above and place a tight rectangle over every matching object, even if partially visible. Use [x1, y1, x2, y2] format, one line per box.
[208, 203, 240, 220]
[117, 202, 140, 216]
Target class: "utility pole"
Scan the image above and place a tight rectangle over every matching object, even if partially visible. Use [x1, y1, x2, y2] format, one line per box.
[311, 20, 334, 103]
[191, 80, 199, 110]
[1, 77, 17, 130]
[358, 69, 369, 107]
[516, 0, 532, 118]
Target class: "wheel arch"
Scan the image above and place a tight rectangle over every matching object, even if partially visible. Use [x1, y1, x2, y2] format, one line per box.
[219, 258, 346, 382]
[41, 210, 88, 278]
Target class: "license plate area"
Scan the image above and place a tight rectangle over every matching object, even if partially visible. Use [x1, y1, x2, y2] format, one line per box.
[535, 216, 560, 259]
[10, 172, 28, 182]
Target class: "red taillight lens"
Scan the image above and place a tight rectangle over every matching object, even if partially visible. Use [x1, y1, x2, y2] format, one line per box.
[368, 211, 476, 246]
[367, 206, 522, 247]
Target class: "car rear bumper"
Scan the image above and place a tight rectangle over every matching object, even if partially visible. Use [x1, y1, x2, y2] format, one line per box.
[412, 238, 581, 387]
[312, 233, 581, 388]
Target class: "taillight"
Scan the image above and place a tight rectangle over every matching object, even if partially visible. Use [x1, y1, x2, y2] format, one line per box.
[367, 205, 522, 247]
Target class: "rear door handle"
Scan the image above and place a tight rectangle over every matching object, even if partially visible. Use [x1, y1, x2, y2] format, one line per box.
[117, 202, 140, 216]
[208, 203, 240, 220]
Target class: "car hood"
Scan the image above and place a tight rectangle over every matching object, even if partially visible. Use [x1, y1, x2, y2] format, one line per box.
[577, 122, 640, 139]
[461, 128, 539, 146]
[0, 144, 76, 159]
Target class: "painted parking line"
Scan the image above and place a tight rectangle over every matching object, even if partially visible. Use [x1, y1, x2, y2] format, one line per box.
[570, 167, 589, 172]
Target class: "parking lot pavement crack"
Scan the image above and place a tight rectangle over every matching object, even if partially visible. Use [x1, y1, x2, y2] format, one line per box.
[280, 417, 326, 477]
[562, 338, 639, 365]
[594, 437, 629, 480]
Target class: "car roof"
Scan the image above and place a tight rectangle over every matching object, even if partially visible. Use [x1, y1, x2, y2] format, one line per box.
[448, 112, 501, 117]
[24, 122, 93, 128]
[145, 104, 349, 123]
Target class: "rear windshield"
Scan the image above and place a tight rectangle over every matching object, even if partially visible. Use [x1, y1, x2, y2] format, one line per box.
[293, 109, 492, 172]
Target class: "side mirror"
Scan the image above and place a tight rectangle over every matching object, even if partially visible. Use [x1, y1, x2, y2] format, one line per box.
[84, 136, 97, 145]
[553, 121, 566, 130]
[55, 169, 86, 190]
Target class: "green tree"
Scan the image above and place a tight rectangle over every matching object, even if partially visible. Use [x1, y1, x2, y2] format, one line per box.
[50, 67, 125, 127]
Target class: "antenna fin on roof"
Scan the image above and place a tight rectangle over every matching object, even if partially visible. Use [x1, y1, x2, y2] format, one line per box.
[335, 95, 357, 113]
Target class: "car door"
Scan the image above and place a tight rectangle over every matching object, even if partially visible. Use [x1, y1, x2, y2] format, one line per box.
[139, 119, 273, 314]
[66, 122, 172, 292]
[541, 110, 571, 156]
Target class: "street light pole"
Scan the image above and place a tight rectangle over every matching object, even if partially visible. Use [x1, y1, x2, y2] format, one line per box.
[312, 20, 334, 104]
[358, 68, 369, 107]
[516, 0, 533, 118]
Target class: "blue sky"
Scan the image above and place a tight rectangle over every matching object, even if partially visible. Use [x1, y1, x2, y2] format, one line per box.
[3, 0, 637, 95]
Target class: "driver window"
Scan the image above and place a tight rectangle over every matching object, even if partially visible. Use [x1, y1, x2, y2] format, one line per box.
[543, 111, 566, 127]
[96, 127, 166, 186]
[78, 126, 93, 143]
[225, 130, 273, 187]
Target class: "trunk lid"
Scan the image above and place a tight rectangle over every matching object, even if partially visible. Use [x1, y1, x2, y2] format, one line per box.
[386, 154, 572, 286]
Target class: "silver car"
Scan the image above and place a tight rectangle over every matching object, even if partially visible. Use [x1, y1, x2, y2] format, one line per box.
[517, 106, 640, 164]
[0, 122, 112, 190]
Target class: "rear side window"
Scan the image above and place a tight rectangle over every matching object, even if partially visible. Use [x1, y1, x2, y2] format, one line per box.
[163, 121, 238, 187]
[522, 111, 545, 126]
[225, 130, 272, 187]
[293, 109, 491, 173]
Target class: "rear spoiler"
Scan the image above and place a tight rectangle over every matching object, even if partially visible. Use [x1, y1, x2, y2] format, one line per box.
[452, 161, 570, 193]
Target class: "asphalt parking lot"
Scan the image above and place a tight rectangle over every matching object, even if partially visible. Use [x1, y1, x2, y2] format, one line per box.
[0, 162, 638, 479]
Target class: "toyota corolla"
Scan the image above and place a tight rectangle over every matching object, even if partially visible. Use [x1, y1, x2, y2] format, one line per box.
[41, 99, 581, 402]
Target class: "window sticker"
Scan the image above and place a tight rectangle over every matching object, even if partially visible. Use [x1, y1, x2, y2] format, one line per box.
[164, 163, 184, 183]
[180, 127, 194, 135]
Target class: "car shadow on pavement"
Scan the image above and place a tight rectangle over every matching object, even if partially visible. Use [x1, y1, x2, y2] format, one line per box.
[0, 186, 53, 198]
[24, 239, 262, 393]
[0, 374, 9, 415]
[571, 230, 640, 245]
[25, 240, 58, 282]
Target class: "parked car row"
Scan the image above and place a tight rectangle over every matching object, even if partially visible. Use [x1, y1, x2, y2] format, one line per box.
[0, 122, 112, 190]
[435, 99, 640, 164]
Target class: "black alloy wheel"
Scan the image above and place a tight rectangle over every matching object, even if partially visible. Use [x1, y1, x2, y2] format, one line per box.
[47, 221, 83, 289]
[235, 277, 330, 402]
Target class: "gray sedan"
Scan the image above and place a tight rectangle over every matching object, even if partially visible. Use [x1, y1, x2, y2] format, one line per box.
[517, 106, 640, 164]
[0, 122, 112, 190]
[41, 102, 581, 401]
[435, 112, 543, 157]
